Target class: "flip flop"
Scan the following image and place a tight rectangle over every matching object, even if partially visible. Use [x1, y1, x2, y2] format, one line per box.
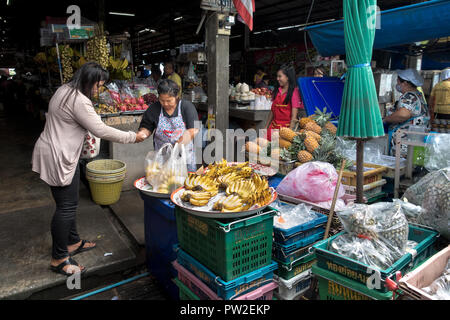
[50, 257, 87, 277]
[69, 240, 97, 257]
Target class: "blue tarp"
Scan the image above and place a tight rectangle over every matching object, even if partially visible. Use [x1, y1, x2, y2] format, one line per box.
[306, 0, 450, 57]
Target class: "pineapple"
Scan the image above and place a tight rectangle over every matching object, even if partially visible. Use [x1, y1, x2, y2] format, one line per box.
[313, 132, 336, 162]
[304, 130, 321, 142]
[304, 121, 322, 135]
[324, 122, 337, 135]
[312, 107, 333, 127]
[299, 117, 314, 129]
[280, 127, 297, 142]
[297, 150, 313, 163]
[304, 136, 319, 153]
[245, 141, 261, 154]
[279, 138, 292, 149]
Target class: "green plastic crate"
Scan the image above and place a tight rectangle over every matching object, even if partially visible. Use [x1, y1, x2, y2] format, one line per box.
[175, 207, 276, 282]
[173, 278, 200, 301]
[274, 253, 317, 280]
[312, 265, 394, 300]
[312, 224, 438, 293]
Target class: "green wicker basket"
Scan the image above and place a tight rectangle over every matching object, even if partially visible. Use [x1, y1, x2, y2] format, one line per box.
[86, 159, 127, 205]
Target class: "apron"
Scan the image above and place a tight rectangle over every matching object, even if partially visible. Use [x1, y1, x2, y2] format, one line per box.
[267, 90, 293, 141]
[153, 101, 196, 171]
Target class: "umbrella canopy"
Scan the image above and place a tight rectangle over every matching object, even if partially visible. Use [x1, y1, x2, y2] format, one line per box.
[337, 0, 384, 139]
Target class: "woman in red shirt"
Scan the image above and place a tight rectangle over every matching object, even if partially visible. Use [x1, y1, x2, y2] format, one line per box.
[266, 64, 304, 141]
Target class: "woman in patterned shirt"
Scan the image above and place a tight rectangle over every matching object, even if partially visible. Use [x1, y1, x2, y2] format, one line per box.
[383, 69, 430, 156]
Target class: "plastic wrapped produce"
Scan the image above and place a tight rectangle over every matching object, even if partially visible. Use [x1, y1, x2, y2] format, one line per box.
[337, 202, 409, 250]
[271, 200, 317, 230]
[425, 134, 450, 172]
[276, 162, 346, 203]
[403, 168, 450, 240]
[145, 143, 173, 192]
[421, 259, 450, 300]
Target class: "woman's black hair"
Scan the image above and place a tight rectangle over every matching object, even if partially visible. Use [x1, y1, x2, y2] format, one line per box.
[272, 64, 297, 104]
[157, 79, 180, 98]
[61, 62, 109, 108]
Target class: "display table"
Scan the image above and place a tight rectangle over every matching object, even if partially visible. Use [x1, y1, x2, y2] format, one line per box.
[195, 102, 271, 130]
[101, 114, 154, 191]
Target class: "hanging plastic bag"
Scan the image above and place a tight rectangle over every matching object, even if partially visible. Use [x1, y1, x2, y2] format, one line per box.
[403, 168, 450, 240]
[276, 161, 346, 203]
[425, 134, 450, 172]
[164, 143, 189, 192]
[145, 143, 173, 191]
[186, 62, 199, 83]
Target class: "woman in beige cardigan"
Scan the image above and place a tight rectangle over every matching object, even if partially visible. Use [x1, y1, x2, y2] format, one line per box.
[32, 63, 147, 276]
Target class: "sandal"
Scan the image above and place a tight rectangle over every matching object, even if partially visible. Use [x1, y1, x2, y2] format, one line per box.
[50, 257, 87, 277]
[69, 240, 97, 257]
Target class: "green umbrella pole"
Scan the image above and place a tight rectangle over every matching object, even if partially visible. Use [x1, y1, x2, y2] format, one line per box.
[356, 139, 365, 203]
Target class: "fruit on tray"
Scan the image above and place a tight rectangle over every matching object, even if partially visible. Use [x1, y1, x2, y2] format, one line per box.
[180, 160, 273, 212]
[96, 103, 118, 115]
[280, 127, 297, 142]
[256, 137, 270, 148]
[245, 141, 261, 154]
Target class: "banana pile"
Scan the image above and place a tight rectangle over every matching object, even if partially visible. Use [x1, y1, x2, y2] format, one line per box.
[87, 35, 109, 70]
[180, 160, 273, 213]
[60, 45, 73, 83]
[146, 162, 185, 194]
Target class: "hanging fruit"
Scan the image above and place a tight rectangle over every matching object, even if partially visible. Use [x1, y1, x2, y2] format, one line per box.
[60, 45, 74, 83]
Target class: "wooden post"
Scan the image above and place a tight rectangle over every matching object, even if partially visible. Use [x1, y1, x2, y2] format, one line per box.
[356, 139, 365, 203]
[206, 12, 230, 159]
[324, 159, 346, 240]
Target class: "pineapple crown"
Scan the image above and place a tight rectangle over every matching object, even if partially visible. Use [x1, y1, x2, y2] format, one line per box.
[313, 107, 333, 127]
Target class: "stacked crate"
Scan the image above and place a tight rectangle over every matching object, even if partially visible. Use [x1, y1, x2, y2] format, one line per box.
[272, 203, 328, 300]
[311, 225, 439, 300]
[172, 207, 279, 300]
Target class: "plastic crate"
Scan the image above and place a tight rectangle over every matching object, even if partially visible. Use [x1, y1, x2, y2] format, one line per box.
[273, 231, 325, 264]
[175, 245, 278, 300]
[173, 278, 200, 301]
[341, 163, 388, 187]
[399, 245, 450, 300]
[173, 260, 278, 300]
[274, 253, 317, 280]
[274, 270, 313, 300]
[175, 207, 276, 282]
[273, 210, 327, 246]
[312, 224, 439, 293]
[312, 265, 394, 300]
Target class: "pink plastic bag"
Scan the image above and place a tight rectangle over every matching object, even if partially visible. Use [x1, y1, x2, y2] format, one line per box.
[276, 162, 346, 203]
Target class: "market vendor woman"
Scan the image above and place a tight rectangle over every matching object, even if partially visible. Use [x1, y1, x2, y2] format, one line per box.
[32, 62, 147, 277]
[383, 69, 430, 155]
[266, 64, 304, 141]
[138, 79, 199, 172]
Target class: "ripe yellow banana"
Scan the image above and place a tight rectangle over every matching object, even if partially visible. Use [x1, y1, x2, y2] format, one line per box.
[189, 198, 210, 207]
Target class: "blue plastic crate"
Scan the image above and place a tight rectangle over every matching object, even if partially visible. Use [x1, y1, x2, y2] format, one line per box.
[275, 231, 325, 255]
[273, 207, 328, 245]
[174, 245, 278, 300]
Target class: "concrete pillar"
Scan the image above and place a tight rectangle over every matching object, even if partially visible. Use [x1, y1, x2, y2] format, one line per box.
[206, 12, 230, 159]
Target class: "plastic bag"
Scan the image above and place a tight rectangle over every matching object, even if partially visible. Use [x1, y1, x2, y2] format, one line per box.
[164, 143, 189, 191]
[421, 259, 450, 300]
[276, 162, 346, 203]
[425, 134, 450, 172]
[145, 143, 173, 190]
[315, 199, 349, 212]
[271, 200, 317, 230]
[330, 234, 406, 271]
[186, 62, 199, 83]
[337, 201, 409, 250]
[403, 168, 450, 240]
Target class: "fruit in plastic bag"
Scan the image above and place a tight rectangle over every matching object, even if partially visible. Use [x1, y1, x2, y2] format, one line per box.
[276, 161, 346, 203]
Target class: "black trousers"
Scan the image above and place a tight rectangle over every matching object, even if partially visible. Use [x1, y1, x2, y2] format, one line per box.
[49, 165, 81, 260]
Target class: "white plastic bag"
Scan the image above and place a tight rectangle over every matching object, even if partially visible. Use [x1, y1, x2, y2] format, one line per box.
[165, 143, 188, 190]
[425, 134, 450, 172]
[145, 143, 173, 190]
[276, 162, 346, 203]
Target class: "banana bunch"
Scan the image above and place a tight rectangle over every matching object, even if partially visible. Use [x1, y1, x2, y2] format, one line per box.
[226, 180, 256, 200]
[158, 175, 182, 194]
[109, 56, 128, 70]
[181, 190, 218, 207]
[87, 35, 109, 69]
[184, 173, 218, 193]
[60, 45, 74, 83]
[34, 52, 47, 65]
[213, 195, 248, 212]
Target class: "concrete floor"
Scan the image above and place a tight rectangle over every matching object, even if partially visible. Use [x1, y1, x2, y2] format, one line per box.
[0, 112, 165, 300]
